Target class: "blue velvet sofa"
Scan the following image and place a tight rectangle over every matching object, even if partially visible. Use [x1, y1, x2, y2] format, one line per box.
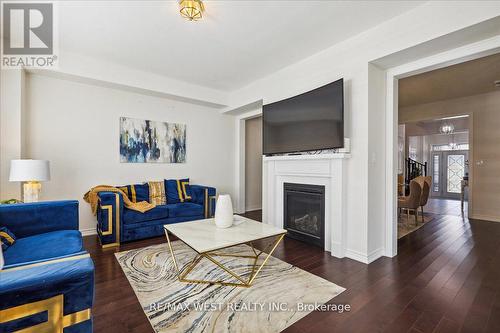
[0, 201, 94, 333]
[96, 183, 216, 247]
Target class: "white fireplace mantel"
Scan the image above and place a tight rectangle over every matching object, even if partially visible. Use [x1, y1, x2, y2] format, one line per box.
[262, 153, 350, 258]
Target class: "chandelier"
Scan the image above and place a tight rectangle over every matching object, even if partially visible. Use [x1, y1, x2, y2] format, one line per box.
[439, 122, 455, 135]
[179, 0, 205, 21]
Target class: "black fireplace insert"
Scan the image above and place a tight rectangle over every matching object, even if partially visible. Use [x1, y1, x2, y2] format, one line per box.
[283, 183, 325, 248]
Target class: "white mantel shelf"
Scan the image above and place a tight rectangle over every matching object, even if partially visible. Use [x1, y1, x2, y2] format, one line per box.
[262, 153, 349, 259]
[263, 153, 351, 162]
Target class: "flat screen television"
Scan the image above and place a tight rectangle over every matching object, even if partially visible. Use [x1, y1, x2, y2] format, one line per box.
[263, 78, 344, 155]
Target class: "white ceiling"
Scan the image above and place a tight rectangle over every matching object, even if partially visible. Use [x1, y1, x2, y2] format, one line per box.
[59, 1, 422, 91]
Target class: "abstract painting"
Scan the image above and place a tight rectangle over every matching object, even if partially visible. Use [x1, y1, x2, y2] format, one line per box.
[120, 117, 186, 163]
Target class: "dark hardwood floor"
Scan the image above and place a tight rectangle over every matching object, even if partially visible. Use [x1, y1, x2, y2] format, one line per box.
[84, 210, 500, 333]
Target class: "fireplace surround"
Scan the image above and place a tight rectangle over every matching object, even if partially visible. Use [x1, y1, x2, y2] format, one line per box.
[262, 153, 349, 258]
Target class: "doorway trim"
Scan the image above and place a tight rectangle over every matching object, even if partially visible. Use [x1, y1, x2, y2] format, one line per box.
[235, 106, 263, 214]
[384, 36, 500, 257]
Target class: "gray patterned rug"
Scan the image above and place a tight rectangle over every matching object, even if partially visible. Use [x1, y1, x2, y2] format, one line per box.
[115, 241, 345, 333]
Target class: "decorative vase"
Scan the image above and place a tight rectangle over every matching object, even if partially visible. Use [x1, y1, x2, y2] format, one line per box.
[214, 194, 233, 228]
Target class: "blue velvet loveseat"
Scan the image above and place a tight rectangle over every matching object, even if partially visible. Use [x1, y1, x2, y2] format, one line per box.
[96, 181, 216, 247]
[0, 200, 94, 333]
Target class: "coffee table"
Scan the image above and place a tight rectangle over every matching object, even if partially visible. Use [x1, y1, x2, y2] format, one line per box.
[163, 216, 286, 288]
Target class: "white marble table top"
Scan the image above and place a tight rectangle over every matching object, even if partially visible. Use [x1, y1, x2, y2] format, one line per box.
[164, 216, 287, 253]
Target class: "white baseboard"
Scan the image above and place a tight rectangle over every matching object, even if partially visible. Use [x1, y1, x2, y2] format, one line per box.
[80, 228, 97, 236]
[245, 205, 262, 212]
[367, 247, 385, 263]
[344, 247, 385, 264]
[344, 249, 369, 264]
[469, 214, 500, 223]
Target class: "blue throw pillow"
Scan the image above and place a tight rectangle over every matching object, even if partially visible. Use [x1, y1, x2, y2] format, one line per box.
[133, 183, 150, 202]
[0, 226, 16, 251]
[116, 183, 149, 202]
[165, 179, 181, 204]
[165, 179, 192, 203]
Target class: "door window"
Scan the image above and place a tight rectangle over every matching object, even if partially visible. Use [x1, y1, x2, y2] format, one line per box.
[447, 154, 465, 193]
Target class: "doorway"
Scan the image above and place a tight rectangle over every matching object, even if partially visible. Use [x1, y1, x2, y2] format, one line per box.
[384, 46, 500, 257]
[244, 116, 263, 212]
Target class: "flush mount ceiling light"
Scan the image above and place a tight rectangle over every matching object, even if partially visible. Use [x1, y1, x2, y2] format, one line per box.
[179, 0, 205, 21]
[439, 122, 455, 135]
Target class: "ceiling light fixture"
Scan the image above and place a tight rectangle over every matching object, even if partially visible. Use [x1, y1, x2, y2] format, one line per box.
[179, 0, 204, 21]
[439, 122, 455, 135]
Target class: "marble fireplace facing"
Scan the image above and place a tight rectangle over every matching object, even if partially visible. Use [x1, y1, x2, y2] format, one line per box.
[262, 153, 350, 258]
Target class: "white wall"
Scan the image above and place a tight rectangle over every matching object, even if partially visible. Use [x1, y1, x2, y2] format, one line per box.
[25, 74, 236, 234]
[367, 64, 386, 261]
[0, 70, 25, 199]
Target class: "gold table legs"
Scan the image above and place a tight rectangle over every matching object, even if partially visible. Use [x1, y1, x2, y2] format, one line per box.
[164, 231, 285, 288]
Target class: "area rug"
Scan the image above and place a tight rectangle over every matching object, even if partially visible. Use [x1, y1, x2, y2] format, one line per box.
[398, 213, 436, 239]
[115, 241, 345, 333]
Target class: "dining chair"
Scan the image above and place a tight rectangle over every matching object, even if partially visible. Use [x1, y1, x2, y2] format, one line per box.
[398, 179, 422, 225]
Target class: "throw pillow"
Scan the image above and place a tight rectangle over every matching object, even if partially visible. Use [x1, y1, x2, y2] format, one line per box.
[133, 183, 150, 202]
[165, 179, 191, 203]
[148, 181, 166, 205]
[165, 179, 180, 204]
[116, 184, 150, 202]
[179, 178, 192, 202]
[0, 227, 16, 251]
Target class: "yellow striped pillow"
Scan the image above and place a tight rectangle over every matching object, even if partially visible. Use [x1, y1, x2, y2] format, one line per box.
[148, 181, 166, 205]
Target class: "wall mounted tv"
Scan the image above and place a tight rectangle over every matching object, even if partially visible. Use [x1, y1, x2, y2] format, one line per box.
[263, 78, 344, 155]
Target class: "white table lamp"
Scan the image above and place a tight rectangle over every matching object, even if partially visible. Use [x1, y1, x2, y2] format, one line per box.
[9, 159, 51, 203]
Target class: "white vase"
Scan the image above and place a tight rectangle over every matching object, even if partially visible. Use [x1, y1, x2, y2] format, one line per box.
[214, 194, 233, 228]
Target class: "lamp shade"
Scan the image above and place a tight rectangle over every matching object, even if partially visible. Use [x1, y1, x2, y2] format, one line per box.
[9, 160, 51, 182]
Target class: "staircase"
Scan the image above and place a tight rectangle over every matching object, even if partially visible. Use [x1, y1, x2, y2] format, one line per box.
[405, 158, 427, 195]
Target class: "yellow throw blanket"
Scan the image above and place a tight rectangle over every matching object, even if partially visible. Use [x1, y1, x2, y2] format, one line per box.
[84, 185, 156, 216]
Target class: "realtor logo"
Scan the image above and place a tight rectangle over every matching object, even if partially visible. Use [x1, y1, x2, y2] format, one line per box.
[1, 1, 58, 68]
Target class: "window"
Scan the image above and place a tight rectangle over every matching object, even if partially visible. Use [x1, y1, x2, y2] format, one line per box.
[431, 143, 469, 151]
[432, 155, 439, 192]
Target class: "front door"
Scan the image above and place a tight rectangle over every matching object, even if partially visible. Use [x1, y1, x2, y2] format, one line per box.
[431, 150, 468, 199]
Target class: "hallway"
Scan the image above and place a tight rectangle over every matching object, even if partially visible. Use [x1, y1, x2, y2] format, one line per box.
[425, 198, 467, 217]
